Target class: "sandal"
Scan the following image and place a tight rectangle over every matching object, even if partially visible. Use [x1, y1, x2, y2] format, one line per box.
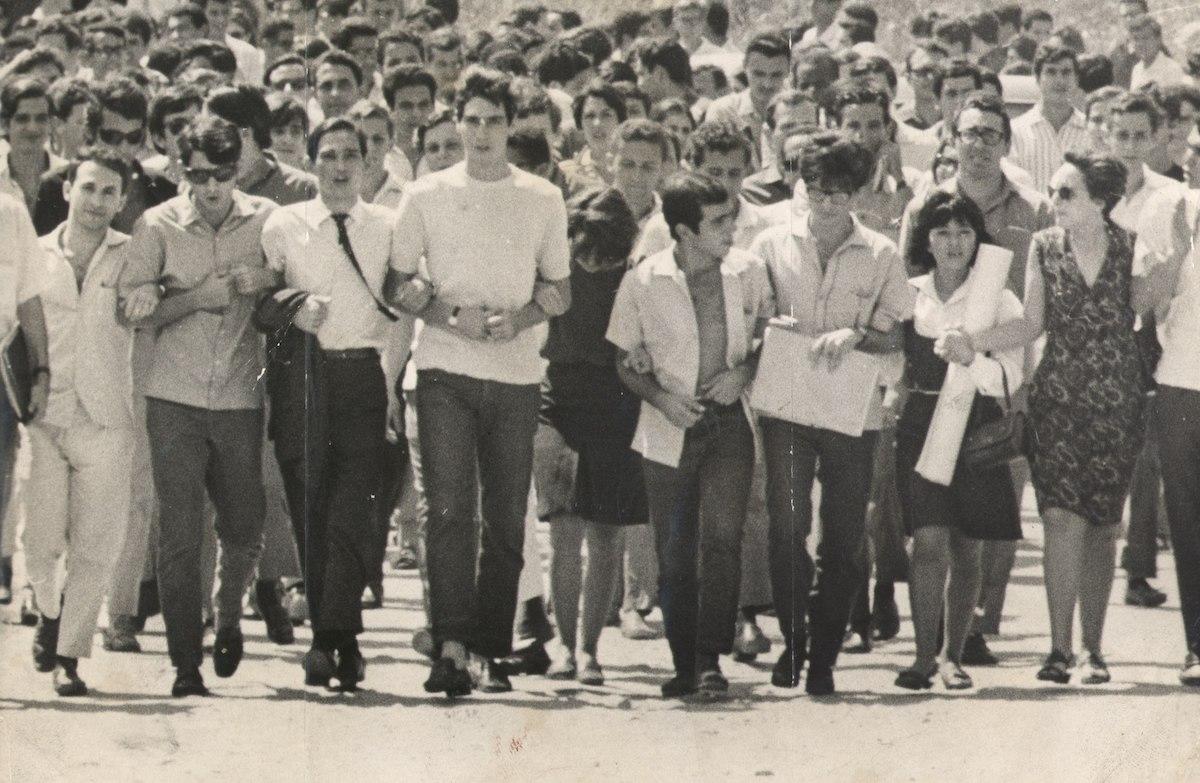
[546, 656, 577, 680]
[577, 654, 604, 686]
[895, 663, 937, 690]
[1036, 650, 1075, 684]
[940, 661, 973, 690]
[1079, 652, 1110, 685]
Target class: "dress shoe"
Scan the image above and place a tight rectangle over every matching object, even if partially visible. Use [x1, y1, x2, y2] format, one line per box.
[255, 581, 294, 645]
[871, 599, 901, 641]
[732, 619, 771, 662]
[697, 667, 729, 695]
[333, 649, 366, 692]
[496, 642, 551, 676]
[1125, 579, 1168, 608]
[619, 610, 660, 640]
[53, 657, 88, 697]
[303, 648, 337, 687]
[960, 633, 999, 666]
[843, 630, 872, 654]
[361, 581, 384, 610]
[102, 615, 142, 653]
[477, 659, 513, 693]
[1179, 653, 1200, 686]
[391, 544, 419, 570]
[1079, 652, 1110, 685]
[171, 667, 209, 697]
[1036, 649, 1075, 684]
[660, 674, 697, 698]
[32, 614, 60, 672]
[805, 665, 835, 696]
[212, 626, 244, 678]
[771, 648, 804, 688]
[423, 658, 472, 697]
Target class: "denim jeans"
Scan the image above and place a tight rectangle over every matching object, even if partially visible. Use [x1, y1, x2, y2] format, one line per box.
[416, 369, 540, 659]
[1155, 385, 1200, 655]
[642, 406, 754, 676]
[146, 398, 265, 670]
[762, 418, 876, 670]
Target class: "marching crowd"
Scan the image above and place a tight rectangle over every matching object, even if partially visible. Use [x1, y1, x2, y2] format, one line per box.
[0, 0, 1199, 703]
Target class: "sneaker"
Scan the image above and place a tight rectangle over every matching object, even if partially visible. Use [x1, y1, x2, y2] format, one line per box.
[53, 657, 88, 697]
[1180, 652, 1200, 687]
[171, 667, 209, 697]
[960, 633, 999, 666]
[1124, 579, 1168, 608]
[32, 614, 60, 672]
[255, 581, 295, 646]
[619, 610, 660, 640]
[212, 626, 244, 678]
[102, 614, 142, 653]
[424, 658, 472, 697]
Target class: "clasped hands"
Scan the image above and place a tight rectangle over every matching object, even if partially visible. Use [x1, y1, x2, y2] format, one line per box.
[933, 329, 976, 366]
[394, 276, 570, 342]
[121, 266, 275, 323]
[768, 316, 863, 370]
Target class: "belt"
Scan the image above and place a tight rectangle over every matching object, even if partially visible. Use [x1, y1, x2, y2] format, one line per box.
[321, 347, 378, 360]
[908, 387, 942, 396]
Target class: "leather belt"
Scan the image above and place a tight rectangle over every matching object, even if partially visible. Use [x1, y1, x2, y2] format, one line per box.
[321, 347, 378, 360]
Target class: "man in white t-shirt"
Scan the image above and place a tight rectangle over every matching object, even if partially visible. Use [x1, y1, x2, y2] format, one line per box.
[1128, 14, 1191, 91]
[386, 67, 571, 698]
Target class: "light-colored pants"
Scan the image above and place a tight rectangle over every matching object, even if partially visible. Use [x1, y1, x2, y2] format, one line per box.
[106, 387, 155, 617]
[23, 415, 133, 658]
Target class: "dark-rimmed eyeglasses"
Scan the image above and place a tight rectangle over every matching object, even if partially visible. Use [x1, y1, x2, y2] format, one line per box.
[955, 127, 1005, 146]
[97, 127, 146, 146]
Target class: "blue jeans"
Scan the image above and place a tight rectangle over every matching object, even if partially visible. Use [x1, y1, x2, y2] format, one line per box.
[416, 369, 540, 659]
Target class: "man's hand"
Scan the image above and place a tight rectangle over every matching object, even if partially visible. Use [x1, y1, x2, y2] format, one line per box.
[533, 281, 568, 315]
[122, 284, 160, 322]
[27, 373, 49, 420]
[450, 306, 488, 341]
[768, 315, 803, 333]
[702, 365, 750, 406]
[385, 393, 403, 444]
[230, 266, 276, 296]
[193, 273, 234, 313]
[810, 327, 863, 370]
[395, 277, 434, 313]
[294, 295, 330, 334]
[653, 390, 706, 429]
[622, 344, 654, 374]
[484, 309, 517, 342]
[935, 330, 975, 366]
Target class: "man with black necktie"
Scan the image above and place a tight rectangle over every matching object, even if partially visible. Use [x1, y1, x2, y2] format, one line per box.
[259, 117, 406, 692]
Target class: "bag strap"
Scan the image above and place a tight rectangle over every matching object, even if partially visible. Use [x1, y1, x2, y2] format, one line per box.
[332, 213, 399, 323]
[995, 357, 1012, 412]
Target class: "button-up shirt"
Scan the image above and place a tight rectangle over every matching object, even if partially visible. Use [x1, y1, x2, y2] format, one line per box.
[750, 214, 912, 429]
[1111, 165, 1186, 234]
[1131, 53, 1191, 90]
[0, 192, 47, 336]
[369, 173, 408, 210]
[38, 225, 134, 429]
[606, 246, 775, 466]
[1008, 104, 1089, 192]
[1135, 188, 1200, 392]
[262, 197, 398, 350]
[120, 191, 276, 410]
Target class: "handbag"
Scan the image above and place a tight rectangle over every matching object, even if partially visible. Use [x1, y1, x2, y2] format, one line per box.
[960, 361, 1027, 470]
[1, 324, 34, 423]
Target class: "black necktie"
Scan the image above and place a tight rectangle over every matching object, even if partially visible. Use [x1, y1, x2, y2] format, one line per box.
[331, 213, 398, 322]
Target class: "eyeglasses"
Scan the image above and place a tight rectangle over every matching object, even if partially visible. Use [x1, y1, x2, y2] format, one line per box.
[805, 187, 852, 204]
[183, 165, 238, 185]
[165, 117, 193, 136]
[271, 77, 308, 92]
[955, 126, 1005, 146]
[98, 127, 146, 146]
[460, 115, 508, 129]
[1047, 185, 1076, 201]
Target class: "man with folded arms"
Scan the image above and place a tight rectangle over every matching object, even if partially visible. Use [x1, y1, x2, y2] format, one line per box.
[119, 115, 277, 698]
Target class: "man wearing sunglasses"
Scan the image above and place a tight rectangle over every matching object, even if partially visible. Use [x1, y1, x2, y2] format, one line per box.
[118, 115, 278, 698]
[34, 78, 176, 236]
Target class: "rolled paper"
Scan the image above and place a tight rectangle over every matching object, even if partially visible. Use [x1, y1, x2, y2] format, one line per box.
[915, 243, 1013, 486]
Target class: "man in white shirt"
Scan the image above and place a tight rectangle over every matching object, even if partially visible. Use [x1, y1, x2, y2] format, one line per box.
[1129, 14, 1191, 90]
[199, 0, 266, 85]
[798, 0, 844, 49]
[260, 117, 401, 693]
[386, 67, 571, 698]
[1008, 46, 1090, 192]
[1134, 188, 1200, 686]
[1107, 91, 1187, 233]
[24, 150, 136, 697]
[704, 33, 791, 170]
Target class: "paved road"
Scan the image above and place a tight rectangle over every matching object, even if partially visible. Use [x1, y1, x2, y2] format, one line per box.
[3, 492, 1199, 782]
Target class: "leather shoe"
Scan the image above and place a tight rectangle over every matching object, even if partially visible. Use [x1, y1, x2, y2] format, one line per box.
[32, 614, 60, 672]
[255, 581, 295, 645]
[333, 649, 366, 692]
[895, 664, 936, 690]
[171, 667, 209, 697]
[660, 674, 697, 698]
[733, 619, 771, 662]
[771, 648, 804, 688]
[805, 665, 835, 696]
[1180, 653, 1200, 687]
[53, 657, 88, 697]
[697, 668, 729, 694]
[423, 658, 472, 697]
[871, 599, 901, 641]
[477, 659, 513, 693]
[960, 633, 999, 666]
[1036, 649, 1075, 684]
[1125, 579, 1168, 608]
[303, 648, 337, 687]
[102, 615, 142, 653]
[212, 626, 243, 678]
[495, 642, 551, 676]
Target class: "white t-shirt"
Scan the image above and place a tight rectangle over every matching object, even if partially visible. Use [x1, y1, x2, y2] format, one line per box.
[390, 162, 570, 385]
[0, 193, 47, 337]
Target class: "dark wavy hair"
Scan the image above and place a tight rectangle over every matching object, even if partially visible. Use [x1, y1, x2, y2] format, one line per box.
[905, 190, 993, 273]
[1062, 151, 1127, 217]
[567, 187, 639, 266]
[798, 131, 874, 194]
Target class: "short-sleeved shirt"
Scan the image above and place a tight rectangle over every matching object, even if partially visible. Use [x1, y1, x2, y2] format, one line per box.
[390, 162, 570, 386]
[1135, 188, 1200, 392]
[1008, 105, 1089, 193]
[1111, 165, 1186, 234]
[119, 191, 276, 410]
[0, 192, 47, 336]
[262, 197, 398, 351]
[606, 246, 775, 467]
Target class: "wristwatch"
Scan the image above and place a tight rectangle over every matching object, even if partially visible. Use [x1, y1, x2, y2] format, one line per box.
[448, 306, 460, 327]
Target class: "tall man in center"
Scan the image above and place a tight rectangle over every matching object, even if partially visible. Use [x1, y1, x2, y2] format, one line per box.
[385, 67, 571, 697]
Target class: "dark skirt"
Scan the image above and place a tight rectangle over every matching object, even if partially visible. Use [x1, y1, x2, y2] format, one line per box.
[539, 362, 647, 527]
[895, 392, 1022, 541]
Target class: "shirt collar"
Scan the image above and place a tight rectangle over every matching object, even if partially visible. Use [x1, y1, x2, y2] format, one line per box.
[300, 195, 367, 230]
[48, 222, 128, 261]
[178, 189, 260, 227]
[790, 211, 872, 252]
[913, 271, 970, 307]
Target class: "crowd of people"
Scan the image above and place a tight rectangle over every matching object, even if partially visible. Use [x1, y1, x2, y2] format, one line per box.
[0, 0, 1198, 703]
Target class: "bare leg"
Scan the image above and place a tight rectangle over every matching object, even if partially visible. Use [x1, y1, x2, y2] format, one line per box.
[1042, 507, 1088, 657]
[1080, 523, 1119, 655]
[944, 531, 983, 663]
[908, 526, 951, 670]
[579, 522, 622, 655]
[548, 515, 584, 656]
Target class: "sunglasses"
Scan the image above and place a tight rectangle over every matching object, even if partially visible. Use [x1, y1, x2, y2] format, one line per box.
[98, 127, 146, 146]
[1047, 185, 1075, 201]
[184, 165, 238, 185]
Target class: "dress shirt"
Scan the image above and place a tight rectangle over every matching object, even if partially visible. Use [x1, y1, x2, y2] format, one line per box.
[1008, 105, 1089, 193]
[119, 191, 276, 410]
[1111, 165, 1186, 233]
[262, 197, 397, 350]
[38, 225, 134, 429]
[0, 192, 47, 336]
[1135, 188, 1200, 392]
[35, 158, 176, 236]
[369, 173, 408, 210]
[0, 150, 65, 215]
[1131, 53, 1191, 90]
[384, 147, 415, 186]
[606, 246, 775, 467]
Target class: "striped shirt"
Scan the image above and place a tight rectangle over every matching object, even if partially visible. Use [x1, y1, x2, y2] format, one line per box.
[1007, 105, 1089, 193]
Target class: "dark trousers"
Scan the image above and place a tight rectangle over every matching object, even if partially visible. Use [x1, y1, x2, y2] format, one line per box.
[367, 391, 409, 586]
[416, 369, 539, 659]
[1123, 397, 1163, 579]
[1155, 385, 1200, 655]
[850, 419, 909, 633]
[763, 418, 877, 670]
[146, 399, 265, 670]
[642, 407, 754, 676]
[275, 352, 387, 637]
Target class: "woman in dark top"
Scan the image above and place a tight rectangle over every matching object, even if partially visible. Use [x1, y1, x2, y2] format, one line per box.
[535, 187, 645, 686]
[894, 191, 1025, 690]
